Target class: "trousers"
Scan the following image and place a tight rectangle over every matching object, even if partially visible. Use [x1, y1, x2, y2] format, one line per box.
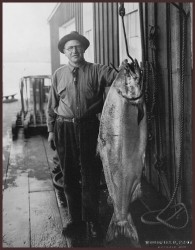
[54, 116, 102, 223]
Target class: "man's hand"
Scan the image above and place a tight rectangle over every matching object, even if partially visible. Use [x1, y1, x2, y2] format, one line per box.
[48, 132, 56, 151]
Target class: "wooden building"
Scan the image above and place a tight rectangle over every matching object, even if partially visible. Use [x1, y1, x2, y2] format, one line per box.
[48, 2, 192, 211]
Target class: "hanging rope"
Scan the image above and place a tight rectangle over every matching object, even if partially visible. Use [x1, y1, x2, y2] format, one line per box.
[148, 23, 171, 199]
[141, 3, 189, 229]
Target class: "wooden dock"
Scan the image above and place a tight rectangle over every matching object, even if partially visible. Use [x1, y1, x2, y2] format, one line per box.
[3, 132, 67, 247]
[3, 129, 114, 247]
[3, 130, 192, 247]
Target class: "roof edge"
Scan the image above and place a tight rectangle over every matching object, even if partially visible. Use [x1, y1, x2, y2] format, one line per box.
[47, 3, 61, 23]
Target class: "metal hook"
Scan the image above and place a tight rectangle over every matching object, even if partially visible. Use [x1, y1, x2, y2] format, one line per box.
[119, 3, 134, 64]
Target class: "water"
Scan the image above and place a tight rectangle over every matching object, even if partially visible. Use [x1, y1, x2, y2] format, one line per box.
[3, 62, 52, 98]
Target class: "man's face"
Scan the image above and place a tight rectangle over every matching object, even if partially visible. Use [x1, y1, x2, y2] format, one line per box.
[64, 40, 85, 64]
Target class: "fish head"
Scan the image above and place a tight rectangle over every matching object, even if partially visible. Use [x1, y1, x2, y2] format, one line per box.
[115, 59, 143, 104]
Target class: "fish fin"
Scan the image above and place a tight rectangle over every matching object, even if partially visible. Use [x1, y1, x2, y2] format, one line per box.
[137, 103, 144, 125]
[106, 213, 116, 242]
[131, 182, 142, 203]
[106, 213, 140, 247]
[126, 214, 140, 247]
[107, 195, 113, 206]
[96, 141, 100, 156]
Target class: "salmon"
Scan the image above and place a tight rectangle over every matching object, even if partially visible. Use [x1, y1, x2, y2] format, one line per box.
[97, 59, 147, 247]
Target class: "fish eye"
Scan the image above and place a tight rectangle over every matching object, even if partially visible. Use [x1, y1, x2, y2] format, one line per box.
[117, 89, 121, 95]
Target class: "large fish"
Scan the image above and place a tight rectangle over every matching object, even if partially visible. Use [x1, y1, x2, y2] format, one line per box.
[97, 59, 147, 247]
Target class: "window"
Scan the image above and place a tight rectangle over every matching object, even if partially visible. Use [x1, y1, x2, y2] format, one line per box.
[83, 3, 94, 62]
[119, 3, 142, 65]
[59, 18, 76, 65]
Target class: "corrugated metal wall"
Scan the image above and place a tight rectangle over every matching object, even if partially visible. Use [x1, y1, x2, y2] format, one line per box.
[93, 3, 119, 67]
[140, 3, 192, 208]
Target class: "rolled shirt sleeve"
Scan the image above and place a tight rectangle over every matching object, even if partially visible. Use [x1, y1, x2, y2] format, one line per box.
[97, 64, 117, 87]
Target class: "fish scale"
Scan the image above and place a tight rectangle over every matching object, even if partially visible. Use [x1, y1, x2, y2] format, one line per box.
[97, 61, 147, 247]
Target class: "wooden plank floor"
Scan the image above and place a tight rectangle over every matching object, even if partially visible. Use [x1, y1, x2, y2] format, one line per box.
[3, 131, 30, 247]
[3, 132, 67, 248]
[3, 131, 192, 248]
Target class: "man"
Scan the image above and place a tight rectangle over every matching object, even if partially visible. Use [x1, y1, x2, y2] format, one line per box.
[47, 31, 117, 238]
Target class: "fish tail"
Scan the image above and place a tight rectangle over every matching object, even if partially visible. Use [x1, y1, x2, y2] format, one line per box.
[106, 213, 140, 247]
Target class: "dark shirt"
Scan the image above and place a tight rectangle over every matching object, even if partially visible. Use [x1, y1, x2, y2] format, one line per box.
[47, 60, 117, 132]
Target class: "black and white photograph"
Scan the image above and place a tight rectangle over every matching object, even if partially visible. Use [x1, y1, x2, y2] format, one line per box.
[2, 2, 192, 248]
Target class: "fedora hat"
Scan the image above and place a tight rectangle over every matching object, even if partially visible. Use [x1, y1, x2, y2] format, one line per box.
[58, 31, 90, 53]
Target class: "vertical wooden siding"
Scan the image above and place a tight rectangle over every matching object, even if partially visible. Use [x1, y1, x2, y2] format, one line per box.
[49, 2, 119, 71]
[49, 3, 83, 73]
[142, 3, 191, 208]
[48, 2, 192, 209]
[50, 3, 83, 32]
[93, 3, 119, 66]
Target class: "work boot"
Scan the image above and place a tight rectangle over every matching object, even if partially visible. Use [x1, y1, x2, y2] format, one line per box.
[62, 220, 86, 237]
[87, 221, 104, 239]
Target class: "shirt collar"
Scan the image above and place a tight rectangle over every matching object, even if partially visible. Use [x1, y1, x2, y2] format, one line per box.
[68, 60, 87, 73]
